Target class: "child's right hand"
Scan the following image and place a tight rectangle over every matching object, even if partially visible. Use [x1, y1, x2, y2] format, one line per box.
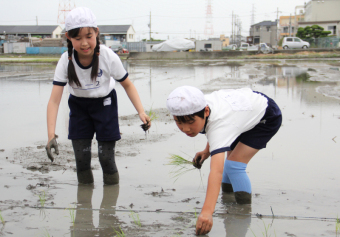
[193, 151, 210, 169]
[45, 134, 59, 162]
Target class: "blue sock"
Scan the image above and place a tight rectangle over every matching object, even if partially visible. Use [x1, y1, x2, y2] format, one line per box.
[222, 159, 232, 184]
[224, 160, 251, 194]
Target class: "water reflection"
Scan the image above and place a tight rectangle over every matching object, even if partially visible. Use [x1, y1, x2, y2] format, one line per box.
[221, 193, 252, 237]
[70, 184, 120, 236]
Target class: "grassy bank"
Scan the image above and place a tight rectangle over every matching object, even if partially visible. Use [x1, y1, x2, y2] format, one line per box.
[0, 51, 339, 64]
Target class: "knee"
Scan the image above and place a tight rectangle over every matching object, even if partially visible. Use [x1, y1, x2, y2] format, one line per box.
[225, 160, 247, 174]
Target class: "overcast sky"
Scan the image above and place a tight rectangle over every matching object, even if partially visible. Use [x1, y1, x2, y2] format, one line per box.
[1, 0, 307, 40]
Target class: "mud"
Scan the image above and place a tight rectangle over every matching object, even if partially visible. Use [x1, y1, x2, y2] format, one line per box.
[0, 59, 340, 236]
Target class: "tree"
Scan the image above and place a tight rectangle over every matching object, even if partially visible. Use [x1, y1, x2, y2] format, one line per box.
[296, 25, 332, 39]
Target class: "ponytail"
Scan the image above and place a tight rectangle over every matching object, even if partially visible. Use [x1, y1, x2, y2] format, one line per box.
[67, 38, 81, 87]
[90, 29, 100, 82]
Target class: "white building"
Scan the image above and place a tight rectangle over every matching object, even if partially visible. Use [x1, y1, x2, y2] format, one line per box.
[299, 0, 340, 36]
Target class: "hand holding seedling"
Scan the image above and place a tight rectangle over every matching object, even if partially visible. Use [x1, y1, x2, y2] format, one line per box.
[196, 212, 213, 235]
[45, 134, 59, 162]
[139, 111, 152, 132]
[193, 151, 210, 169]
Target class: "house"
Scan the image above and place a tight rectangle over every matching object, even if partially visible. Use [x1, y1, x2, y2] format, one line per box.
[298, 0, 340, 37]
[0, 25, 63, 39]
[220, 35, 230, 47]
[249, 21, 278, 46]
[279, 15, 304, 38]
[98, 25, 136, 43]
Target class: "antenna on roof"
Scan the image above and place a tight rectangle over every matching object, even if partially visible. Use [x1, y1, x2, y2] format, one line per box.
[57, 0, 76, 25]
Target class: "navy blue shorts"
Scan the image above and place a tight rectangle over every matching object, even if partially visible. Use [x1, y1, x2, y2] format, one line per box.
[68, 89, 121, 141]
[230, 92, 282, 150]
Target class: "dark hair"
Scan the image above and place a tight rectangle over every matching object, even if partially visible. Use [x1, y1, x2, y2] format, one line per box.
[66, 27, 100, 87]
[175, 107, 205, 123]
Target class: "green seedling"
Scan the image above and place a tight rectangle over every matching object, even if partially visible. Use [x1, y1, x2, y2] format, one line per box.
[141, 107, 158, 132]
[38, 190, 46, 207]
[250, 220, 277, 237]
[336, 215, 340, 236]
[167, 154, 196, 181]
[41, 228, 51, 237]
[0, 211, 5, 225]
[112, 226, 125, 237]
[129, 211, 141, 227]
[65, 204, 76, 227]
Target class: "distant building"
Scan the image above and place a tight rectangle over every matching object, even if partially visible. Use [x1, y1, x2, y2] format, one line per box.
[249, 21, 278, 46]
[279, 15, 304, 39]
[196, 40, 222, 51]
[220, 35, 230, 47]
[298, 0, 340, 37]
[0, 25, 63, 39]
[98, 25, 136, 43]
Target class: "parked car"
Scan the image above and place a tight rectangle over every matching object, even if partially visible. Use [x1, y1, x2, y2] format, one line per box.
[110, 45, 129, 54]
[282, 37, 310, 49]
[223, 44, 237, 51]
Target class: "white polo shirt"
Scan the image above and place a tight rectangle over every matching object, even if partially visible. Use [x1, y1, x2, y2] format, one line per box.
[53, 44, 128, 98]
[203, 88, 268, 156]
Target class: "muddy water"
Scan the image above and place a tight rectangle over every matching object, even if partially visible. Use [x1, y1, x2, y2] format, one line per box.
[0, 59, 339, 236]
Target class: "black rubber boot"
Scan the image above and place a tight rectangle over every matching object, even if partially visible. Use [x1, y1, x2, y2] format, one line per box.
[221, 183, 234, 193]
[77, 169, 94, 184]
[103, 172, 119, 185]
[235, 191, 252, 204]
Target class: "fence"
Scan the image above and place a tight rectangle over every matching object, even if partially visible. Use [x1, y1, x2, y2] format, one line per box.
[26, 47, 67, 54]
[302, 36, 340, 48]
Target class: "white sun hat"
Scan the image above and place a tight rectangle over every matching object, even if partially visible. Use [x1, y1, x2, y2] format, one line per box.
[65, 7, 97, 32]
[166, 86, 207, 116]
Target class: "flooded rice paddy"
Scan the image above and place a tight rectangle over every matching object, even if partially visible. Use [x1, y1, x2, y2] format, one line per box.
[0, 59, 340, 236]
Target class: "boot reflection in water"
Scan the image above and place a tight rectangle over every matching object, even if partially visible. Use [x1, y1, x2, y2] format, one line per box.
[221, 193, 252, 237]
[70, 184, 120, 236]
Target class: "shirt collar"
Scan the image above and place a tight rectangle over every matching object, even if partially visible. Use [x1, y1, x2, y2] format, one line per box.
[199, 107, 211, 134]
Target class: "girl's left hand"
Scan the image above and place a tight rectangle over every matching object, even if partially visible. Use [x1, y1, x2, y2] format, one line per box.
[139, 112, 151, 131]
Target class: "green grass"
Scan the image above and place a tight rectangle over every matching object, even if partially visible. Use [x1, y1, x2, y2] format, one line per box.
[336, 215, 340, 236]
[129, 211, 141, 227]
[37, 190, 46, 207]
[0, 210, 5, 225]
[112, 226, 125, 237]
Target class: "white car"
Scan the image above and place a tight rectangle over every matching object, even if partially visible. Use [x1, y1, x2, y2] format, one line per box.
[282, 37, 310, 49]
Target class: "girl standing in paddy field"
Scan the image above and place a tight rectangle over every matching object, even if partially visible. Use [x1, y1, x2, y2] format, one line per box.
[45, 7, 150, 185]
[166, 86, 282, 235]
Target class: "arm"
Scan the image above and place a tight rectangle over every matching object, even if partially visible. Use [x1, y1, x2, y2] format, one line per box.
[119, 77, 150, 124]
[196, 152, 225, 235]
[47, 85, 64, 142]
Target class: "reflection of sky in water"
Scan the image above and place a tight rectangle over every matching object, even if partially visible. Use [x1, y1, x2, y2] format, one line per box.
[0, 61, 339, 149]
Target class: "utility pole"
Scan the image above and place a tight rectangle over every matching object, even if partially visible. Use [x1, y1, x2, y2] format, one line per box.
[36, 16, 38, 26]
[149, 11, 152, 41]
[231, 11, 234, 44]
[276, 7, 282, 46]
[289, 13, 292, 37]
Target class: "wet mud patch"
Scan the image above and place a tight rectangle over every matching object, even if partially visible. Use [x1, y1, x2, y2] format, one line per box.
[316, 85, 340, 100]
[308, 67, 340, 82]
[11, 143, 100, 173]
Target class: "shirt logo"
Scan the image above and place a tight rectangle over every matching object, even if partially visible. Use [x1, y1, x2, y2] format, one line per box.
[98, 69, 103, 77]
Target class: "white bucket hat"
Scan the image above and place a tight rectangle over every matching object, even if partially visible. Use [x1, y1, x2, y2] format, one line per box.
[166, 86, 207, 116]
[65, 7, 97, 32]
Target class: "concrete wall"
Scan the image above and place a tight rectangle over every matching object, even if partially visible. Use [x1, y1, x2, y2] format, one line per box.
[128, 51, 256, 60]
